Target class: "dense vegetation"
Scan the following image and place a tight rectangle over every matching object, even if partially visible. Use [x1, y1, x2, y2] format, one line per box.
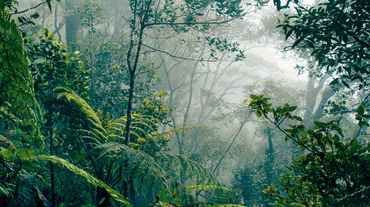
[0, 0, 368, 206]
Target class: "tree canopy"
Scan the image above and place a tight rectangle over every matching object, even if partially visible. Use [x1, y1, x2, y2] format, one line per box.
[0, 0, 368, 206]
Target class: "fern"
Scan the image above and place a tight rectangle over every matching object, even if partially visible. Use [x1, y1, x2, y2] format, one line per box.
[96, 142, 170, 190]
[185, 185, 233, 192]
[0, 147, 132, 206]
[1, 132, 131, 206]
[0, 183, 10, 196]
[38, 155, 132, 207]
[157, 152, 219, 185]
[0, 5, 40, 134]
[54, 87, 225, 205]
[55, 87, 106, 134]
[154, 201, 246, 207]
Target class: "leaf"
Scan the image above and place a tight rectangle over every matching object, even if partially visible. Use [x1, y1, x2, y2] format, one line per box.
[185, 185, 232, 192]
[30, 12, 39, 19]
[292, 116, 303, 121]
[329, 78, 339, 86]
[341, 80, 350, 88]
[46, 0, 52, 11]
[0, 9, 41, 134]
[357, 105, 364, 115]
[314, 121, 326, 128]
[0, 184, 10, 196]
[291, 36, 305, 48]
[285, 29, 294, 40]
[38, 155, 132, 207]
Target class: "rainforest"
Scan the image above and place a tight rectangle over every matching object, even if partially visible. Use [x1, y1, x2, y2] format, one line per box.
[0, 0, 369, 206]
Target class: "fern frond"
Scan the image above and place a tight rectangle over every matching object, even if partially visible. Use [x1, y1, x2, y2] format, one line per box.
[185, 185, 233, 192]
[55, 87, 104, 132]
[132, 114, 161, 123]
[0, 183, 10, 196]
[38, 155, 132, 207]
[128, 130, 141, 139]
[0, 10, 40, 133]
[131, 121, 156, 131]
[156, 126, 201, 140]
[157, 152, 219, 185]
[109, 115, 158, 132]
[107, 122, 126, 130]
[97, 142, 171, 197]
[155, 202, 246, 207]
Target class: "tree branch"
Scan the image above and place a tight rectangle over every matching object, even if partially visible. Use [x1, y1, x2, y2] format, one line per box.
[10, 1, 47, 15]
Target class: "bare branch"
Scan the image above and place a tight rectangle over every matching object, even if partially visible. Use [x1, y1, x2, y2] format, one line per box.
[10, 1, 48, 15]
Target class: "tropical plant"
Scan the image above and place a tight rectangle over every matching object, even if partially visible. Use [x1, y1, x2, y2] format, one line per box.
[276, 0, 369, 90]
[0, 0, 39, 135]
[54, 86, 235, 206]
[1, 2, 127, 207]
[251, 0, 370, 205]
[249, 94, 369, 206]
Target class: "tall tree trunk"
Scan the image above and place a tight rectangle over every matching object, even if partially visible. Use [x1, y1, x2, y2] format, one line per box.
[123, 1, 152, 203]
[304, 75, 334, 128]
[212, 118, 247, 174]
[65, 0, 80, 49]
[264, 128, 274, 186]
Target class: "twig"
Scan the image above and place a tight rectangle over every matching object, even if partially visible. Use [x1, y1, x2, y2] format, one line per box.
[10, 1, 48, 15]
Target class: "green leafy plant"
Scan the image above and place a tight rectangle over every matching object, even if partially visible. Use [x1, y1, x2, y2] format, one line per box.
[276, 0, 369, 90]
[54, 86, 225, 206]
[249, 94, 369, 206]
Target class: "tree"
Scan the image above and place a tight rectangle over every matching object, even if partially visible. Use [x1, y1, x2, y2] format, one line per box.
[122, 0, 244, 145]
[2, 1, 250, 206]
[120, 0, 245, 202]
[232, 80, 305, 206]
[24, 28, 90, 206]
[244, 0, 369, 205]
[249, 94, 369, 206]
[276, 0, 369, 90]
[0, 3, 131, 207]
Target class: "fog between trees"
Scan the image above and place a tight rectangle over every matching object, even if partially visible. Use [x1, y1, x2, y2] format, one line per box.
[1, 0, 368, 206]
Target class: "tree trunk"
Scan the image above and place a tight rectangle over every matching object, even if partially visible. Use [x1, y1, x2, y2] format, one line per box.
[264, 128, 274, 186]
[303, 75, 334, 128]
[65, 0, 80, 49]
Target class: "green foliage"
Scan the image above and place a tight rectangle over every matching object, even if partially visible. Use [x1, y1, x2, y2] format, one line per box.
[38, 155, 132, 207]
[26, 28, 89, 99]
[277, 0, 369, 90]
[0, 4, 39, 134]
[77, 0, 104, 31]
[1, 0, 251, 205]
[0, 135, 131, 206]
[54, 86, 225, 205]
[206, 36, 245, 61]
[55, 86, 104, 132]
[233, 161, 268, 206]
[249, 94, 370, 206]
[263, 173, 322, 207]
